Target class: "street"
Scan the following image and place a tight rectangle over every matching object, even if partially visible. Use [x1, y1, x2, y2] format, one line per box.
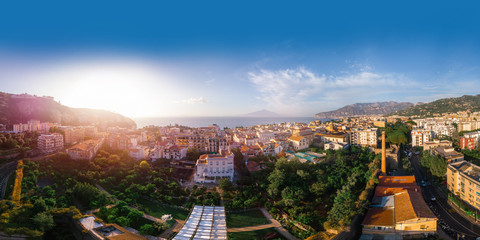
[0, 161, 18, 200]
[410, 152, 480, 240]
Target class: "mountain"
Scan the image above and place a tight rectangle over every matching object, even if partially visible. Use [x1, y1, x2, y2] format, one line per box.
[0, 92, 136, 129]
[315, 101, 414, 118]
[389, 94, 480, 118]
[243, 109, 280, 117]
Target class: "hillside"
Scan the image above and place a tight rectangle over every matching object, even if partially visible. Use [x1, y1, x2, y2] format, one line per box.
[315, 101, 413, 118]
[0, 92, 137, 129]
[389, 94, 480, 118]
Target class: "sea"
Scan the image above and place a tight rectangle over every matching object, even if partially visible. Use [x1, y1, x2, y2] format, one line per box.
[134, 117, 331, 129]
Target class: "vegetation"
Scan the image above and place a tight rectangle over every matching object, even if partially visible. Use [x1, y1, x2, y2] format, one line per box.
[420, 151, 447, 180]
[227, 227, 284, 240]
[402, 157, 413, 175]
[0, 159, 83, 237]
[390, 94, 480, 117]
[96, 201, 171, 236]
[0, 91, 136, 128]
[226, 209, 270, 228]
[384, 120, 411, 146]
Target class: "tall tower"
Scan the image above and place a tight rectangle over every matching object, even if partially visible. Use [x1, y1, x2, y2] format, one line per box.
[381, 131, 387, 175]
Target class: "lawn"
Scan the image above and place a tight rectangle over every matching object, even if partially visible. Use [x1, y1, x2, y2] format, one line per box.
[136, 198, 189, 221]
[227, 228, 285, 240]
[226, 209, 271, 228]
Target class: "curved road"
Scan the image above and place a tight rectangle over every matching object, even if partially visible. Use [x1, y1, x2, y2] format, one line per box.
[0, 161, 18, 200]
[411, 152, 480, 240]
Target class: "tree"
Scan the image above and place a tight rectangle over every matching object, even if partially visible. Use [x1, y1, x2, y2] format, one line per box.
[139, 224, 155, 235]
[186, 147, 201, 161]
[32, 212, 55, 231]
[219, 178, 233, 192]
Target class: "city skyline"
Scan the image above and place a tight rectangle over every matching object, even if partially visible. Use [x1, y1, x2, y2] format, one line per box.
[1, 1, 480, 118]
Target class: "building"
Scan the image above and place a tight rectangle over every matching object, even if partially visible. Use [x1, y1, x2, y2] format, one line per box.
[362, 176, 437, 234]
[66, 138, 104, 160]
[129, 146, 150, 160]
[349, 128, 378, 147]
[423, 140, 452, 151]
[287, 136, 309, 150]
[64, 127, 85, 145]
[194, 150, 234, 183]
[38, 133, 64, 153]
[13, 120, 58, 133]
[447, 161, 480, 210]
[460, 131, 480, 150]
[411, 129, 434, 147]
[208, 137, 228, 153]
[176, 134, 208, 152]
[173, 206, 227, 240]
[432, 147, 464, 163]
[324, 141, 347, 151]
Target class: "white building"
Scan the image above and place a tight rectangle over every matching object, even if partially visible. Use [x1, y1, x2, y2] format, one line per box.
[287, 136, 309, 150]
[411, 129, 434, 147]
[38, 133, 64, 153]
[324, 141, 347, 151]
[350, 128, 378, 147]
[194, 150, 234, 183]
[129, 146, 150, 160]
[13, 120, 59, 133]
[256, 129, 275, 143]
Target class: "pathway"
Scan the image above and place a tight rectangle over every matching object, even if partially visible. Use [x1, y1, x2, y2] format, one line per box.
[259, 208, 300, 240]
[225, 208, 299, 240]
[227, 223, 277, 232]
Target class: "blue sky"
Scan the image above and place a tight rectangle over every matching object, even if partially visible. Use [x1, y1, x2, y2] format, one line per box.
[1, 1, 480, 117]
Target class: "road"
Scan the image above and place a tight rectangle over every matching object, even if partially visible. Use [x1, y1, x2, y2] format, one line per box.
[0, 161, 18, 200]
[410, 152, 480, 240]
[0, 152, 58, 200]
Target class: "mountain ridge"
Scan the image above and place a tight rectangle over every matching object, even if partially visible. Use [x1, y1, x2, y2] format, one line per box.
[0, 92, 137, 129]
[388, 94, 480, 117]
[315, 101, 413, 118]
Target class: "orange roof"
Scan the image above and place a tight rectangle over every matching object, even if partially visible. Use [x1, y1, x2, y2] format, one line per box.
[394, 191, 436, 222]
[407, 190, 437, 219]
[374, 186, 420, 197]
[288, 136, 304, 141]
[378, 176, 417, 187]
[362, 208, 394, 227]
[394, 191, 417, 222]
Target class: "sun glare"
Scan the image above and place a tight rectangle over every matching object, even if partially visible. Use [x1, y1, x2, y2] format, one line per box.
[53, 60, 165, 117]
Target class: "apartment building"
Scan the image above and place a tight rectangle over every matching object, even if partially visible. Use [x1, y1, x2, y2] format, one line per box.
[64, 127, 85, 145]
[460, 131, 480, 150]
[411, 129, 434, 147]
[447, 161, 480, 210]
[66, 138, 104, 160]
[38, 133, 64, 153]
[349, 128, 378, 147]
[194, 150, 234, 183]
[176, 134, 208, 152]
[13, 120, 58, 133]
[208, 137, 228, 153]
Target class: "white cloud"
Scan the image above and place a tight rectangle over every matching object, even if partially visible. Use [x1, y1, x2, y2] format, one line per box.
[248, 67, 415, 115]
[175, 97, 208, 104]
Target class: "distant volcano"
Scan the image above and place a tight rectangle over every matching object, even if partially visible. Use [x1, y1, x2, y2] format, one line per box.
[242, 109, 280, 117]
